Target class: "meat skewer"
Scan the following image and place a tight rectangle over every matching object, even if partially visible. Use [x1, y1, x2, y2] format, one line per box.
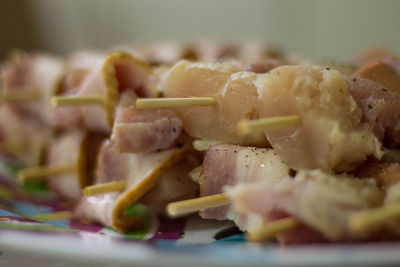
[227, 170, 383, 243]
[348, 163, 400, 236]
[4, 43, 400, 242]
[1, 51, 65, 124]
[0, 104, 52, 166]
[156, 60, 267, 146]
[166, 164, 303, 242]
[80, 140, 194, 197]
[165, 86, 312, 217]
[256, 65, 383, 172]
[0, 52, 65, 166]
[167, 65, 384, 212]
[167, 144, 296, 237]
[18, 131, 105, 201]
[74, 140, 198, 232]
[51, 51, 154, 132]
[111, 91, 184, 153]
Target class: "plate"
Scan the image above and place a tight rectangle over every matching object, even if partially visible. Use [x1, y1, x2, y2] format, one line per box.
[0, 157, 399, 267]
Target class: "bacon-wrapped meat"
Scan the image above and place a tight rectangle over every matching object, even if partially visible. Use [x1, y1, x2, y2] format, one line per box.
[47, 131, 105, 201]
[111, 91, 183, 153]
[74, 140, 197, 232]
[53, 51, 155, 132]
[199, 144, 290, 230]
[1, 52, 65, 124]
[0, 105, 51, 166]
[227, 170, 384, 242]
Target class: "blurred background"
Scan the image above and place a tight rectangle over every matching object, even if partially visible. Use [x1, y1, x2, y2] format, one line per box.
[1, 0, 400, 60]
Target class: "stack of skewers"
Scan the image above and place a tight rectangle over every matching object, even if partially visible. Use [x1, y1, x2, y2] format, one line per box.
[1, 43, 400, 244]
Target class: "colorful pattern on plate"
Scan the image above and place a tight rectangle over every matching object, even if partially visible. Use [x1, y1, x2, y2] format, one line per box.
[0, 156, 240, 244]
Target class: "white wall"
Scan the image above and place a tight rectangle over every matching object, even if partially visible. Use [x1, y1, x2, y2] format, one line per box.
[1, 0, 400, 60]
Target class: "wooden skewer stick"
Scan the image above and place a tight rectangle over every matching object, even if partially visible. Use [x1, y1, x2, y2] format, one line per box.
[83, 180, 127, 197]
[188, 166, 202, 184]
[237, 115, 301, 136]
[348, 203, 400, 234]
[246, 217, 300, 242]
[51, 96, 105, 107]
[0, 89, 41, 102]
[30, 211, 73, 221]
[136, 97, 217, 108]
[193, 139, 223, 151]
[18, 164, 77, 182]
[167, 193, 231, 217]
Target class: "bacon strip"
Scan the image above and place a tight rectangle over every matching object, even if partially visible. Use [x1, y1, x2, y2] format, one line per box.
[0, 105, 51, 166]
[199, 144, 290, 230]
[74, 140, 191, 232]
[111, 92, 183, 153]
[53, 52, 154, 132]
[1, 52, 65, 124]
[47, 131, 85, 201]
[227, 170, 384, 242]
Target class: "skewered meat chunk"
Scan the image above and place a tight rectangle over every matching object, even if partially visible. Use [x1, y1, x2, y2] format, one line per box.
[242, 59, 282, 74]
[256, 65, 383, 172]
[51, 53, 101, 129]
[51, 89, 86, 129]
[80, 52, 153, 132]
[160, 60, 267, 146]
[347, 76, 400, 147]
[200, 144, 290, 229]
[1, 52, 65, 124]
[348, 162, 400, 238]
[74, 140, 192, 232]
[112, 107, 182, 153]
[47, 131, 86, 200]
[353, 162, 400, 205]
[51, 52, 106, 129]
[0, 105, 51, 166]
[66, 51, 106, 71]
[139, 152, 200, 212]
[227, 170, 384, 242]
[53, 51, 154, 132]
[47, 131, 104, 201]
[111, 91, 183, 153]
[350, 47, 397, 68]
[355, 58, 400, 95]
